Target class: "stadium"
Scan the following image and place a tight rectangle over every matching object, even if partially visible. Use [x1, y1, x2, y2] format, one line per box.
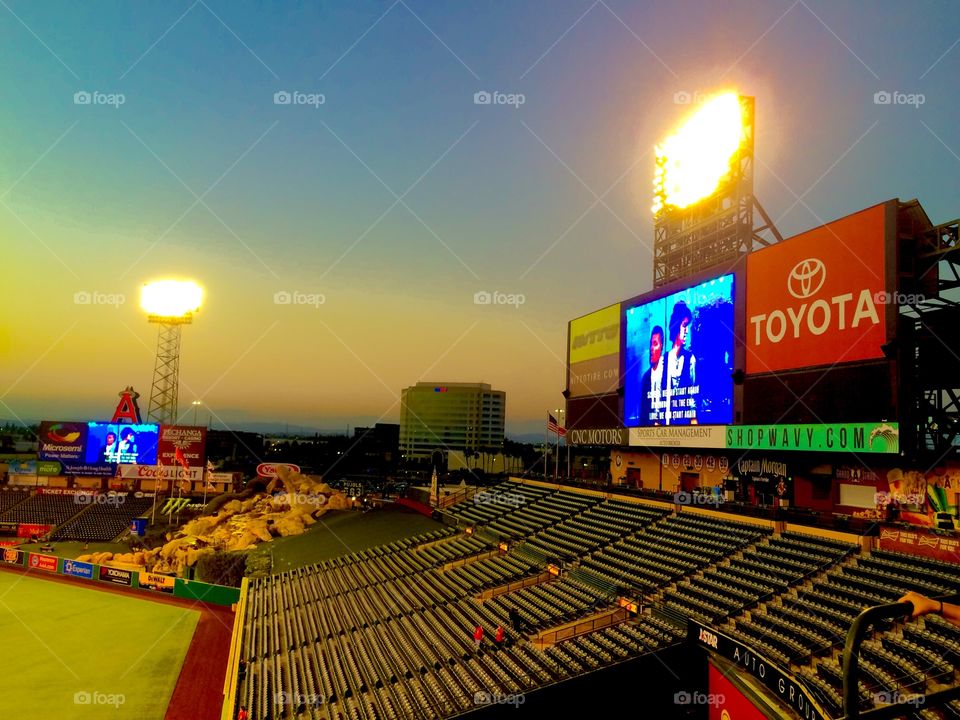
[3, 1, 960, 713]
[3, 89, 960, 720]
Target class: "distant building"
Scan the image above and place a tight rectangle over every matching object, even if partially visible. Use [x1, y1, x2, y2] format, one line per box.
[400, 382, 505, 461]
[349, 424, 400, 474]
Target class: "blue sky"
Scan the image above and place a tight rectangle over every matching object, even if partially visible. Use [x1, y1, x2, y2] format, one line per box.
[1, 0, 958, 436]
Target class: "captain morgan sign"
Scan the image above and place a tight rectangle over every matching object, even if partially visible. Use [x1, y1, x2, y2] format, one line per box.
[746, 203, 889, 374]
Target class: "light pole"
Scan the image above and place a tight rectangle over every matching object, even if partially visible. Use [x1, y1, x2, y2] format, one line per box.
[192, 400, 202, 426]
[553, 408, 565, 481]
[141, 280, 203, 426]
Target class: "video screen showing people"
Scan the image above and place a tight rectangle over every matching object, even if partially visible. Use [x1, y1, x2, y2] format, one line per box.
[85, 422, 159, 465]
[624, 274, 735, 426]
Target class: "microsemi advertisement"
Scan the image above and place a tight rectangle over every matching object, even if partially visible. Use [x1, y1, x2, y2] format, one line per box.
[624, 274, 735, 427]
[38, 421, 88, 462]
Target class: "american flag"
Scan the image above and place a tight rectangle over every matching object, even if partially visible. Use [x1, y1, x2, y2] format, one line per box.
[547, 414, 567, 437]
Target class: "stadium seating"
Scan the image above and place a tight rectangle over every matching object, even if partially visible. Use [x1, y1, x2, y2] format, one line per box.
[0, 493, 84, 527]
[233, 480, 960, 719]
[50, 496, 155, 541]
[0, 488, 31, 514]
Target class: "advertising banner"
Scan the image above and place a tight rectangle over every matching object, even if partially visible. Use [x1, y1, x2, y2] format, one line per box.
[157, 425, 207, 468]
[567, 428, 628, 446]
[0, 521, 18, 536]
[59, 462, 116, 476]
[139, 571, 175, 592]
[6, 459, 37, 475]
[207, 472, 237, 483]
[28, 553, 58, 572]
[18, 524, 52, 538]
[629, 426, 726, 449]
[725, 422, 899, 453]
[37, 460, 61, 476]
[120, 465, 202, 481]
[1, 549, 23, 565]
[98, 566, 133, 586]
[38, 421, 88, 462]
[707, 663, 768, 720]
[36, 488, 96, 496]
[624, 274, 735, 427]
[732, 456, 792, 501]
[689, 621, 828, 720]
[568, 304, 621, 397]
[257, 463, 300, 478]
[746, 202, 888, 374]
[62, 559, 94, 579]
[130, 518, 147, 537]
[879, 527, 960, 564]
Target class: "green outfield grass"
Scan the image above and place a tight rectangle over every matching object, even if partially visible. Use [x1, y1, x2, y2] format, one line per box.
[249, 505, 444, 572]
[0, 570, 198, 719]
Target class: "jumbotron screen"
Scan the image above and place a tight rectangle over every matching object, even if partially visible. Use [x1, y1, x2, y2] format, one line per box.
[624, 273, 735, 426]
[84, 422, 160, 465]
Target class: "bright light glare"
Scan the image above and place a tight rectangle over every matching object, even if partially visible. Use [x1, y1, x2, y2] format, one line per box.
[653, 92, 744, 213]
[141, 280, 203, 317]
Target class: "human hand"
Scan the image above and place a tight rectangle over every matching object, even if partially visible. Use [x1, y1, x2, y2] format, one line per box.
[898, 591, 939, 618]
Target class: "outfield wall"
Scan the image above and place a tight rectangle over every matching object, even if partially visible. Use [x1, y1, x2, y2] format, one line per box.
[0, 549, 240, 605]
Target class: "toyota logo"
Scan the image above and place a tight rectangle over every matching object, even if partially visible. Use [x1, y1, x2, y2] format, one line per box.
[787, 258, 826, 299]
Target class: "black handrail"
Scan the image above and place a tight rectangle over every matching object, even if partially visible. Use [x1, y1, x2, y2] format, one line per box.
[840, 593, 960, 720]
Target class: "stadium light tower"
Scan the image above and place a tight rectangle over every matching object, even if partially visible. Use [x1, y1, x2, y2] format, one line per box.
[651, 92, 782, 287]
[140, 280, 203, 426]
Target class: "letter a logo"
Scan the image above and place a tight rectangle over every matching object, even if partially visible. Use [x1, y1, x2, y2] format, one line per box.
[112, 386, 142, 424]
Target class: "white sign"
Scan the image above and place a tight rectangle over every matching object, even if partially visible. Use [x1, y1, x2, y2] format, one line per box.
[119, 465, 202, 481]
[629, 426, 726, 449]
[257, 463, 301, 478]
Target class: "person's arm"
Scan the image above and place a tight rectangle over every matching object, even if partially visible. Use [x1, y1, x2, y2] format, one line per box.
[898, 591, 960, 628]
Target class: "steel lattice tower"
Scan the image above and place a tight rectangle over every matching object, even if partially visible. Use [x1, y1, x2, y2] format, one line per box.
[146, 316, 191, 426]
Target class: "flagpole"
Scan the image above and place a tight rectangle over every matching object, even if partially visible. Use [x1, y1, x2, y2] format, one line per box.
[554, 427, 559, 481]
[543, 415, 549, 478]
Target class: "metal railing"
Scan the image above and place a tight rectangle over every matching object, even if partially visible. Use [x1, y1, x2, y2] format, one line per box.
[840, 593, 960, 720]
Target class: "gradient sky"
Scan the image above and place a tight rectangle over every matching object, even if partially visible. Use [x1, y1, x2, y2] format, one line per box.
[1, 1, 959, 436]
